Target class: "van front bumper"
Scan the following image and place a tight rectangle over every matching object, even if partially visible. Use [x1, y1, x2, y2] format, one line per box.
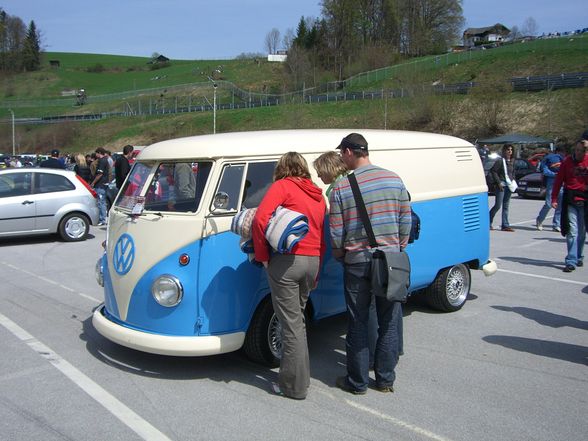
[92, 306, 245, 356]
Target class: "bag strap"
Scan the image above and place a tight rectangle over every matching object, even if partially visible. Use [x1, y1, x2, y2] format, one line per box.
[348, 172, 378, 248]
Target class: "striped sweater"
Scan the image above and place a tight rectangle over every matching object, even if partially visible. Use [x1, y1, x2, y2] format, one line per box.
[329, 164, 411, 253]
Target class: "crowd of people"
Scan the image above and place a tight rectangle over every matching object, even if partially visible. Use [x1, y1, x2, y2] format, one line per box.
[486, 129, 588, 273]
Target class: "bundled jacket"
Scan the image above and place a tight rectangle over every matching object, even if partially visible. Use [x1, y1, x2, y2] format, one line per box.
[252, 177, 326, 263]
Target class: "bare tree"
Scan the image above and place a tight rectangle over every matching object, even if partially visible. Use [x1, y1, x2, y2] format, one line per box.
[521, 17, 538, 37]
[264, 28, 280, 54]
[282, 28, 295, 50]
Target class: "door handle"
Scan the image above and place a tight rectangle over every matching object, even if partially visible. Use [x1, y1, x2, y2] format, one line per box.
[21, 200, 34, 205]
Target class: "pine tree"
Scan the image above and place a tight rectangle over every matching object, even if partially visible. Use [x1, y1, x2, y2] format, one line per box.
[22, 20, 41, 71]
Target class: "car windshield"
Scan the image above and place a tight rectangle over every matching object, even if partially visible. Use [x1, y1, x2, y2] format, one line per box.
[114, 161, 212, 213]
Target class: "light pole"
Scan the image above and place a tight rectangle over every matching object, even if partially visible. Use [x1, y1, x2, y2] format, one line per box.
[8, 108, 15, 156]
[208, 77, 217, 134]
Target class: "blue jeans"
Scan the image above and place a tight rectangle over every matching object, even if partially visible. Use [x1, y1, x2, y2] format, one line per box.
[344, 261, 401, 391]
[536, 178, 562, 228]
[95, 187, 108, 223]
[565, 204, 586, 267]
[489, 186, 513, 228]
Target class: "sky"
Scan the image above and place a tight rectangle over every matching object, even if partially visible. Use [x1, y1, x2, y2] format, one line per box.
[2, 0, 587, 59]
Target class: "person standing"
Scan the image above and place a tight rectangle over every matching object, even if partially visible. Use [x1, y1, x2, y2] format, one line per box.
[90, 147, 111, 226]
[115, 144, 134, 189]
[489, 144, 516, 232]
[313, 151, 383, 369]
[40, 149, 66, 169]
[251, 152, 326, 400]
[536, 146, 564, 231]
[552, 139, 588, 272]
[73, 153, 92, 183]
[329, 133, 411, 395]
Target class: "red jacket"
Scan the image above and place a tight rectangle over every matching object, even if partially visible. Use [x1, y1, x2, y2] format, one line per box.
[552, 154, 588, 204]
[252, 177, 326, 263]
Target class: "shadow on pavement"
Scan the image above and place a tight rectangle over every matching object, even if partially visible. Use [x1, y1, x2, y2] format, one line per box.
[491, 305, 588, 330]
[483, 335, 588, 366]
[497, 255, 562, 269]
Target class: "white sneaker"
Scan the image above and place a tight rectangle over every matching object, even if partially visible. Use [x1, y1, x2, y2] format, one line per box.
[536, 221, 543, 231]
[553, 226, 561, 232]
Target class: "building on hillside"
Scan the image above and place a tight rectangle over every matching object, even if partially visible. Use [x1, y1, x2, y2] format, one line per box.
[268, 50, 287, 62]
[463, 24, 510, 47]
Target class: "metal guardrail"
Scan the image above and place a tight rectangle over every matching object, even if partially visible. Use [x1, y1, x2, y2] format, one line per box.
[3, 72, 587, 125]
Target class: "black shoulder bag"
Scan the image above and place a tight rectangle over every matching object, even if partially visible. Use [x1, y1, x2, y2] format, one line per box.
[347, 173, 410, 303]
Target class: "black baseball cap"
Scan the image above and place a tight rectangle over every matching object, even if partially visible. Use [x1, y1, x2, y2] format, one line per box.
[51, 149, 60, 156]
[337, 133, 368, 151]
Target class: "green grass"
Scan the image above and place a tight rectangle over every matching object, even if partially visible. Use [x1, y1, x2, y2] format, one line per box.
[0, 36, 586, 154]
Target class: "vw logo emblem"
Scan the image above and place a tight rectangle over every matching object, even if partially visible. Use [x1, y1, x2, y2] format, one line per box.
[113, 233, 135, 275]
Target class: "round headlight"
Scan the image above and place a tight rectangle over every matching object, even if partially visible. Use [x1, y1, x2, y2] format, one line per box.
[151, 275, 183, 307]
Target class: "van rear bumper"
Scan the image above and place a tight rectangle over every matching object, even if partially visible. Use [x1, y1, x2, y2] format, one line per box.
[92, 306, 245, 356]
[481, 259, 497, 276]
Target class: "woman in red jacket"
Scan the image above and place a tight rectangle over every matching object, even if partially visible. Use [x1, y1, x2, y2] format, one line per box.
[252, 152, 326, 400]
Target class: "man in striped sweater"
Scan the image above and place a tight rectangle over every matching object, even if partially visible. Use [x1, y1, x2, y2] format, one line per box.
[329, 132, 411, 395]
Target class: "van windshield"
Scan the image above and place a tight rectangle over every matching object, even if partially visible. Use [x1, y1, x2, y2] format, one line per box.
[115, 161, 212, 213]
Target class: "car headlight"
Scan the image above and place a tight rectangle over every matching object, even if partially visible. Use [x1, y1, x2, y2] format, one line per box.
[95, 258, 104, 287]
[151, 275, 183, 307]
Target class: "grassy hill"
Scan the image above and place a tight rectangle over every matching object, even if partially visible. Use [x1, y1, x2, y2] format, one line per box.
[0, 35, 587, 155]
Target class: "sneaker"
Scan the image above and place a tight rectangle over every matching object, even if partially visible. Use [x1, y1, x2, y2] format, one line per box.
[577, 261, 583, 267]
[97, 222, 106, 226]
[501, 227, 515, 232]
[536, 221, 543, 231]
[552, 226, 561, 232]
[563, 264, 575, 273]
[490, 225, 494, 231]
[335, 376, 366, 395]
[373, 383, 395, 393]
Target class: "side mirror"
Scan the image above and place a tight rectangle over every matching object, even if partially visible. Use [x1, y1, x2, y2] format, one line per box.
[212, 191, 230, 211]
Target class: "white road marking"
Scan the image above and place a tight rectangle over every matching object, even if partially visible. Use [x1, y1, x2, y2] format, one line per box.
[314, 387, 453, 441]
[0, 261, 101, 303]
[0, 312, 171, 441]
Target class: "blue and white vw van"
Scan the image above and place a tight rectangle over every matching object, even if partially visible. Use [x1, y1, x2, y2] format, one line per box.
[93, 129, 496, 366]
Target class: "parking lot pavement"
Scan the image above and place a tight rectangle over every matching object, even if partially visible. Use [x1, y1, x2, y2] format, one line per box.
[0, 198, 586, 441]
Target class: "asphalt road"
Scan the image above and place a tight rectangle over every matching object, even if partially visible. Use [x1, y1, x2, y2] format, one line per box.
[0, 196, 586, 441]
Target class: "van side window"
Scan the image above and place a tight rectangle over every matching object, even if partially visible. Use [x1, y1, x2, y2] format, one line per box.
[215, 164, 245, 212]
[242, 161, 277, 208]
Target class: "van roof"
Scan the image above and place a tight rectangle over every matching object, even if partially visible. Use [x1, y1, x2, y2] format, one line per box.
[139, 129, 472, 161]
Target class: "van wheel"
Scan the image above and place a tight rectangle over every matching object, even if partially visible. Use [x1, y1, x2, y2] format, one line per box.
[426, 264, 470, 312]
[59, 213, 90, 242]
[243, 298, 281, 368]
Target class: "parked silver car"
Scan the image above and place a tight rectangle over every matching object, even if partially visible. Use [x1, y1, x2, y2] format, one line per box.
[0, 168, 99, 241]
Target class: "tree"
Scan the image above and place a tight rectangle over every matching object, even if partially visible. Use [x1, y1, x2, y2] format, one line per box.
[264, 28, 280, 54]
[22, 20, 41, 71]
[521, 17, 538, 37]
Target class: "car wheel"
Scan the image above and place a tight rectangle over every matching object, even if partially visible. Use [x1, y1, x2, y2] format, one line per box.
[59, 212, 90, 242]
[243, 297, 281, 367]
[426, 264, 471, 312]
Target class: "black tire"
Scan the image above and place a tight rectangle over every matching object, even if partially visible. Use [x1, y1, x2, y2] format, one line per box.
[243, 297, 281, 368]
[58, 212, 90, 242]
[425, 264, 471, 312]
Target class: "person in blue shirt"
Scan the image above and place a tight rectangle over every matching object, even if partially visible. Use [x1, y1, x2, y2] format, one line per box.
[536, 146, 565, 231]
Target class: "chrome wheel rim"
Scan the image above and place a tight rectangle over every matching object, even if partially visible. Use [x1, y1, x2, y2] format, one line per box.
[267, 313, 282, 360]
[446, 265, 469, 306]
[65, 217, 87, 239]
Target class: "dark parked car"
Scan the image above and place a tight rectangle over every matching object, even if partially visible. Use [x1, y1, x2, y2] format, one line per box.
[517, 172, 546, 199]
